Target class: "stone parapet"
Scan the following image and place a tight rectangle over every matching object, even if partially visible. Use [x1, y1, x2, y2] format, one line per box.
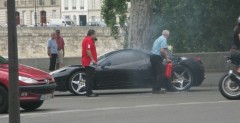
[0, 27, 124, 58]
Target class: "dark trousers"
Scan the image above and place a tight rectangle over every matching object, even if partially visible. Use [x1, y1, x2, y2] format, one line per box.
[150, 54, 164, 91]
[49, 54, 57, 71]
[85, 66, 96, 95]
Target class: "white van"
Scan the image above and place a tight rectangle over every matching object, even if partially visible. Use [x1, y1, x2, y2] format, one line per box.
[49, 19, 75, 27]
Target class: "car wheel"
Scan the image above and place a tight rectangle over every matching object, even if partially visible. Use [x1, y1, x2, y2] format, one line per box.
[0, 86, 8, 113]
[167, 65, 194, 91]
[20, 101, 43, 111]
[68, 71, 86, 95]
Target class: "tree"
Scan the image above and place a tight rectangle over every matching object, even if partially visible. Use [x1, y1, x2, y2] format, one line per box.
[101, 0, 128, 35]
[102, 0, 240, 52]
[128, 0, 154, 49]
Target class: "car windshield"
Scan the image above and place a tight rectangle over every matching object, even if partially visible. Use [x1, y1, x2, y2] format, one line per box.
[0, 56, 8, 64]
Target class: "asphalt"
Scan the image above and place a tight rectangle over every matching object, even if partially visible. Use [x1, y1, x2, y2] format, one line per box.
[1, 72, 239, 123]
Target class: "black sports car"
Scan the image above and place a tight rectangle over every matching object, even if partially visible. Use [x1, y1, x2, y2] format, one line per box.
[50, 49, 205, 95]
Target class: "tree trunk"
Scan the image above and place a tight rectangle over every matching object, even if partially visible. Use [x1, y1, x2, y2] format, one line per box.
[128, 0, 153, 50]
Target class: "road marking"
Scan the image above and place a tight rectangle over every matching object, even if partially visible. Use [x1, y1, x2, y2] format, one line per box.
[56, 97, 110, 100]
[0, 100, 235, 119]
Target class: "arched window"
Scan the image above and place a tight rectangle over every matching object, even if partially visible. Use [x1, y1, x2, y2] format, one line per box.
[73, 15, 76, 24]
[16, 11, 20, 25]
[40, 11, 46, 26]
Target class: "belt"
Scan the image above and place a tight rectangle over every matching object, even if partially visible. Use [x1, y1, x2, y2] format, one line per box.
[58, 49, 62, 51]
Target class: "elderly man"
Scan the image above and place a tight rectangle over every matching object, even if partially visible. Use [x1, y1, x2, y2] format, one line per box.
[150, 30, 171, 94]
[55, 29, 65, 69]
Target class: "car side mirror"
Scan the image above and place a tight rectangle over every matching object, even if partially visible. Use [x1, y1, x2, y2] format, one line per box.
[101, 61, 111, 69]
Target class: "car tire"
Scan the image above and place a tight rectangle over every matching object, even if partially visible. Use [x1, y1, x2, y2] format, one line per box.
[166, 65, 194, 91]
[179, 58, 205, 86]
[20, 101, 43, 111]
[68, 71, 86, 95]
[0, 86, 8, 113]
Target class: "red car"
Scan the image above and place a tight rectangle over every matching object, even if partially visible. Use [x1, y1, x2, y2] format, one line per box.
[0, 56, 56, 113]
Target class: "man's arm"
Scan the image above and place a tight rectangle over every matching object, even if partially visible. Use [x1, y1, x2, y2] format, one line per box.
[87, 50, 97, 64]
[62, 38, 65, 57]
[47, 47, 51, 57]
[160, 48, 171, 62]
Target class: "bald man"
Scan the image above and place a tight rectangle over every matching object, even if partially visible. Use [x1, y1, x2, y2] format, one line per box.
[150, 30, 171, 94]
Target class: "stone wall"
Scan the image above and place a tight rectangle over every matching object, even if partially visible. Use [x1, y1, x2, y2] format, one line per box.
[0, 27, 125, 58]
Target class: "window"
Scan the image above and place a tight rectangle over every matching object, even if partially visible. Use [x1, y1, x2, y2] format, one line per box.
[65, 15, 70, 19]
[4, 1, 7, 7]
[21, 0, 26, 5]
[15, 0, 18, 6]
[91, 16, 96, 21]
[64, 0, 68, 10]
[39, 0, 44, 5]
[91, 0, 96, 9]
[51, 0, 56, 5]
[80, 0, 84, 9]
[28, 0, 33, 5]
[73, 15, 76, 24]
[106, 51, 148, 66]
[52, 10, 56, 18]
[72, 0, 76, 9]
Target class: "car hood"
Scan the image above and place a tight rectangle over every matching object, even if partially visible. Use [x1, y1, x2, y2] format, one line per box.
[0, 64, 52, 80]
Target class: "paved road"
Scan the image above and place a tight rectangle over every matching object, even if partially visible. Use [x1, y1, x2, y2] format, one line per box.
[1, 72, 240, 123]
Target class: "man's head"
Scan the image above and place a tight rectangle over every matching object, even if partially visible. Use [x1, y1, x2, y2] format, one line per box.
[87, 29, 96, 40]
[51, 32, 56, 39]
[55, 29, 60, 38]
[162, 30, 170, 39]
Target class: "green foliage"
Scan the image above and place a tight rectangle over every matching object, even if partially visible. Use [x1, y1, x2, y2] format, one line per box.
[152, 0, 240, 53]
[101, 0, 128, 36]
[101, 0, 240, 52]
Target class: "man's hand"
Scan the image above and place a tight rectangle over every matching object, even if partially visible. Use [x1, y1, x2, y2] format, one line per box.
[48, 52, 51, 57]
[92, 60, 97, 65]
[166, 57, 171, 63]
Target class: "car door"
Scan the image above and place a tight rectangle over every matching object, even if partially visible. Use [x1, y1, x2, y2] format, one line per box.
[95, 50, 151, 88]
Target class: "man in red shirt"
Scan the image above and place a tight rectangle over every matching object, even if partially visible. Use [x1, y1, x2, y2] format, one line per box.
[82, 29, 98, 97]
[55, 29, 65, 69]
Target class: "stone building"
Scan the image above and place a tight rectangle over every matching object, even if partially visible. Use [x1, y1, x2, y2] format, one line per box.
[61, 0, 103, 26]
[0, 0, 61, 26]
[0, 0, 105, 26]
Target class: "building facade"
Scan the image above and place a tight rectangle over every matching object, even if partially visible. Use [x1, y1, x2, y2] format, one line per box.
[61, 0, 103, 26]
[0, 0, 105, 26]
[0, 0, 61, 26]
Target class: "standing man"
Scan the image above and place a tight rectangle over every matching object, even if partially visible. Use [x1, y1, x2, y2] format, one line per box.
[55, 29, 65, 69]
[47, 32, 58, 72]
[81, 29, 98, 97]
[150, 30, 171, 94]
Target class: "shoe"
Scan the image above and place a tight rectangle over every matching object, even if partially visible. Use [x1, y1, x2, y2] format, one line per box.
[86, 93, 99, 97]
[152, 90, 166, 94]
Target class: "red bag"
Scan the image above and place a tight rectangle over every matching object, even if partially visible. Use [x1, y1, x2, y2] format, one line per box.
[165, 62, 172, 78]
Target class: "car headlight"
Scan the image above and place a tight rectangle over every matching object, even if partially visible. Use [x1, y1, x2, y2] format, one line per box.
[19, 76, 38, 83]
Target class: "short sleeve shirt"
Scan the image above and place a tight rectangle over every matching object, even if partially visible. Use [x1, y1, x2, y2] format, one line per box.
[47, 38, 58, 54]
[81, 36, 97, 66]
[56, 36, 65, 50]
[151, 35, 168, 56]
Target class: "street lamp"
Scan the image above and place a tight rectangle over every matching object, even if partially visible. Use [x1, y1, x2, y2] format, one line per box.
[34, 0, 37, 26]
